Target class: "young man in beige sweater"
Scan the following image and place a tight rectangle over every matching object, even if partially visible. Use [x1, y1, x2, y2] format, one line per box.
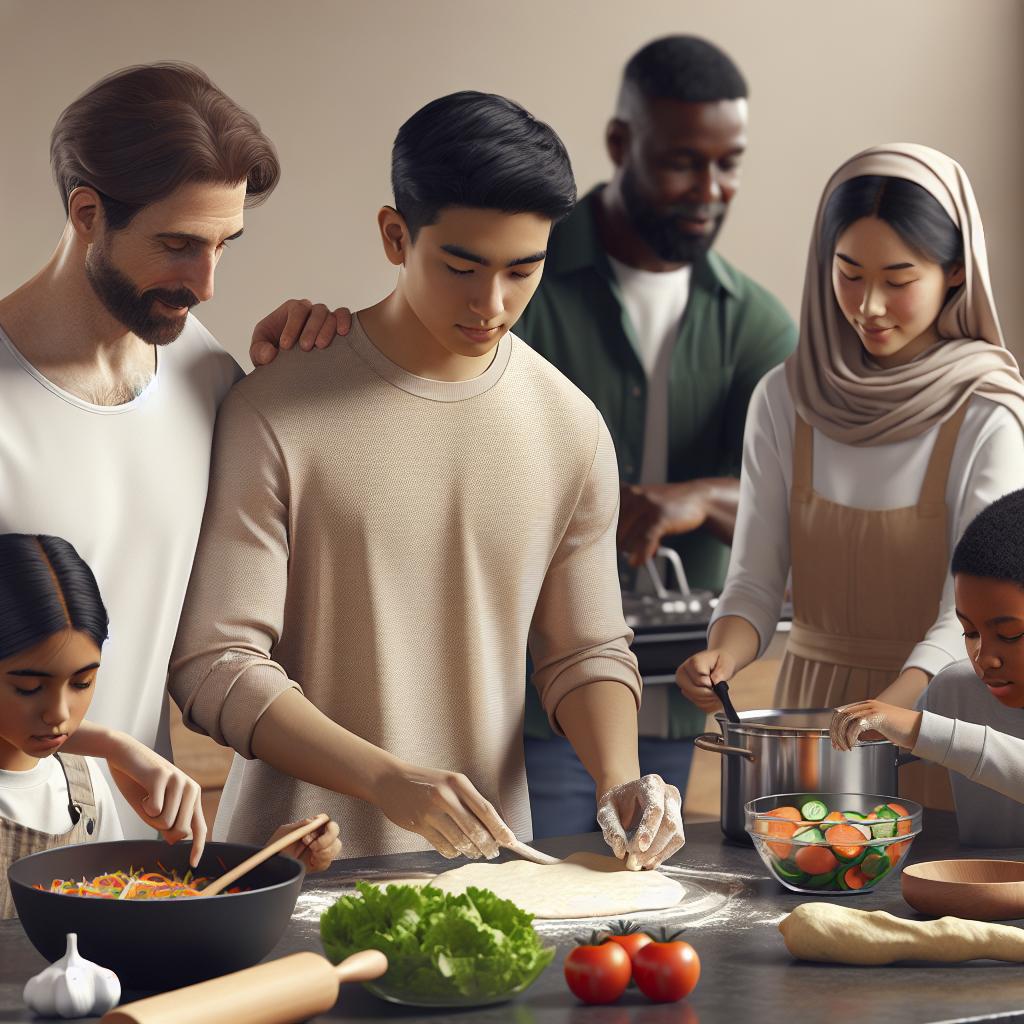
[169, 91, 684, 869]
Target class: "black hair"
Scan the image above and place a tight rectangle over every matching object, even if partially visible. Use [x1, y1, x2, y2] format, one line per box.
[822, 176, 963, 271]
[391, 91, 576, 239]
[951, 491, 1024, 588]
[622, 35, 748, 103]
[0, 535, 109, 662]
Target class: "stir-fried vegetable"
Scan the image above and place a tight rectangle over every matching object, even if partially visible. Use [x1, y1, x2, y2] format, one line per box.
[33, 864, 245, 900]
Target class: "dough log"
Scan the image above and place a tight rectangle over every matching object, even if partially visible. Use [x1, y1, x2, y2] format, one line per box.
[779, 902, 1024, 964]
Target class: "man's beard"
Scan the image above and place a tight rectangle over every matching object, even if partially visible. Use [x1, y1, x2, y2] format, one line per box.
[85, 243, 198, 346]
[620, 165, 727, 264]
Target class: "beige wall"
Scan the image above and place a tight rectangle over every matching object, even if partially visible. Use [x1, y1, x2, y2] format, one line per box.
[2, 0, 1022, 365]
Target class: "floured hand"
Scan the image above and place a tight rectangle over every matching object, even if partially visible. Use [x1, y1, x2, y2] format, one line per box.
[830, 700, 923, 751]
[596, 774, 684, 870]
[375, 761, 515, 860]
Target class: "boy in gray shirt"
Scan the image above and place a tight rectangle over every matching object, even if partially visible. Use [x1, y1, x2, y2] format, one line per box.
[831, 489, 1024, 846]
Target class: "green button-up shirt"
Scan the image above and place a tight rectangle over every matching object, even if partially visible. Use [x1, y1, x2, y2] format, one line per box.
[518, 187, 797, 739]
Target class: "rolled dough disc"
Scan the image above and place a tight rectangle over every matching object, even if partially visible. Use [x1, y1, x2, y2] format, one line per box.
[429, 851, 685, 919]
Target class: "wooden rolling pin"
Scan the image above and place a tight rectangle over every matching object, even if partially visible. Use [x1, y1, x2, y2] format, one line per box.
[100, 949, 387, 1024]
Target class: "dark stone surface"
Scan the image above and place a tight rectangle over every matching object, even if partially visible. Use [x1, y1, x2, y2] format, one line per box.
[4, 813, 1024, 1023]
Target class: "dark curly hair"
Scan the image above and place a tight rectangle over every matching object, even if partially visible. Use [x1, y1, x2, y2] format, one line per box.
[952, 490, 1024, 588]
[621, 36, 748, 104]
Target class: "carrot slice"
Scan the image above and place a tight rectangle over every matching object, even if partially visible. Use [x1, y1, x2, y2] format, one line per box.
[767, 806, 802, 821]
[844, 866, 869, 889]
[825, 823, 869, 860]
[888, 840, 910, 861]
[886, 802, 910, 817]
[763, 819, 798, 860]
[795, 845, 839, 875]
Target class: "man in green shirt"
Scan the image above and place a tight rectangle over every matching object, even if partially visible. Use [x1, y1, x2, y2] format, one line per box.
[518, 36, 797, 837]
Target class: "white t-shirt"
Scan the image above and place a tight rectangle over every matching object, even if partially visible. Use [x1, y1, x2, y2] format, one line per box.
[0, 755, 123, 840]
[608, 256, 691, 485]
[712, 365, 1024, 675]
[0, 316, 242, 836]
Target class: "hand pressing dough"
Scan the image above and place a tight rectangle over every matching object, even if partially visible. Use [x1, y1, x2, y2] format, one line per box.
[430, 851, 685, 919]
[779, 902, 1024, 964]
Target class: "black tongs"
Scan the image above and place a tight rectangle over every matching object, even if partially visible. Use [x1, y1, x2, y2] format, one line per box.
[712, 680, 741, 724]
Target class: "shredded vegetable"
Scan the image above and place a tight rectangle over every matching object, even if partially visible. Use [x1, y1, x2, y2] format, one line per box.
[33, 864, 246, 900]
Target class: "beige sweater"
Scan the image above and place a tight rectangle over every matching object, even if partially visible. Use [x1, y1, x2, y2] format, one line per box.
[169, 316, 641, 857]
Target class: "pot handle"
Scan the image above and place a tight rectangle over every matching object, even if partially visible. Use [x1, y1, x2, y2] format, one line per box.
[694, 733, 756, 762]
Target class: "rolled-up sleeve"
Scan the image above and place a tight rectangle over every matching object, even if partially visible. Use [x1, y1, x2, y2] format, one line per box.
[168, 386, 300, 757]
[528, 414, 642, 733]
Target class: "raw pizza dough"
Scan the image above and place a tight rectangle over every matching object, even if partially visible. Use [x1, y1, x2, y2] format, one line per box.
[779, 903, 1024, 964]
[428, 851, 685, 919]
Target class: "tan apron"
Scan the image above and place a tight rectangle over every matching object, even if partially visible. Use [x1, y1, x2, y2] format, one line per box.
[1, 754, 99, 919]
[774, 407, 968, 808]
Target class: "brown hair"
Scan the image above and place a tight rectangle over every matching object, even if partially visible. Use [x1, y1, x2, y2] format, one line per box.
[50, 61, 280, 229]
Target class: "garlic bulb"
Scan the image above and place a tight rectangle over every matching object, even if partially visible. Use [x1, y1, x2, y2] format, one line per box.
[23, 933, 120, 1018]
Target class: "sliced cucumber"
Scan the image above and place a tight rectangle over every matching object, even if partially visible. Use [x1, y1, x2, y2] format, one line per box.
[874, 805, 900, 821]
[774, 861, 808, 883]
[805, 869, 839, 889]
[871, 860, 894, 883]
[800, 799, 829, 822]
[792, 826, 825, 843]
[861, 852, 891, 878]
[841, 810, 867, 821]
[870, 819, 898, 839]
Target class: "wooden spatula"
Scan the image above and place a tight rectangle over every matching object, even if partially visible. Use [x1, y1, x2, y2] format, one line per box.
[200, 814, 330, 897]
[503, 838, 560, 865]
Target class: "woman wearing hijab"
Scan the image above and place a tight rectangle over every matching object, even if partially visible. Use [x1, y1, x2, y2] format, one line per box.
[676, 144, 1024, 802]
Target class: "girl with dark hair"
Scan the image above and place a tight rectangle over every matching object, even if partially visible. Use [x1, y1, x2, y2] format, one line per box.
[678, 144, 1024, 806]
[0, 533, 341, 919]
[0, 533, 203, 918]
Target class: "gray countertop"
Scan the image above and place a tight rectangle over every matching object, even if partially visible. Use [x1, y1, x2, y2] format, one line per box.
[4, 812, 1024, 1024]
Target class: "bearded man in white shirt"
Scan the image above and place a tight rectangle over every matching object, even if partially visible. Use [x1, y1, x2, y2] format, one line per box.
[0, 62, 339, 837]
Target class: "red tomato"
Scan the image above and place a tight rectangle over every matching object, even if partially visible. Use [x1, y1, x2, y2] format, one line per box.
[564, 941, 632, 1004]
[605, 930, 653, 962]
[632, 939, 701, 1003]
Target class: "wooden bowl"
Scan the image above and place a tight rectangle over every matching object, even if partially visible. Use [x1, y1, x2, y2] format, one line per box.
[902, 859, 1024, 921]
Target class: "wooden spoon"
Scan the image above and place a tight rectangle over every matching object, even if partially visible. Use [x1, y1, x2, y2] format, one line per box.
[200, 814, 330, 897]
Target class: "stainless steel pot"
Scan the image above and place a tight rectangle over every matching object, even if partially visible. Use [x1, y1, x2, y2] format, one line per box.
[694, 708, 917, 843]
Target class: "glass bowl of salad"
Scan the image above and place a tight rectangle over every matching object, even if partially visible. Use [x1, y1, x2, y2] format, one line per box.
[745, 793, 922, 894]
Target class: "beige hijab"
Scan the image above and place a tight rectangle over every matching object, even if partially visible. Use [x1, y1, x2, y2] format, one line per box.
[785, 142, 1024, 445]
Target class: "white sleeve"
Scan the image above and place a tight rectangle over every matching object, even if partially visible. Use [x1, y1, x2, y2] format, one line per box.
[708, 372, 792, 656]
[914, 711, 1024, 803]
[85, 758, 125, 842]
[903, 403, 1024, 676]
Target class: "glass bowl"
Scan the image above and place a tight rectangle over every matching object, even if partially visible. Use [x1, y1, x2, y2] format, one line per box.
[361, 947, 555, 1007]
[745, 792, 922, 895]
